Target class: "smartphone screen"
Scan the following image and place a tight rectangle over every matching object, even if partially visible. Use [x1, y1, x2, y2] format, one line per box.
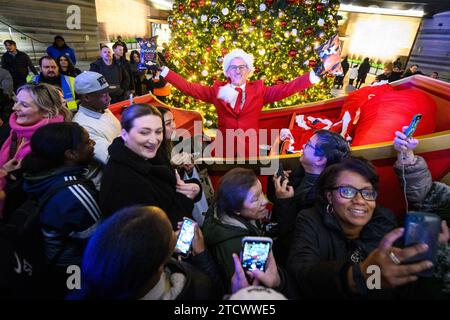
[404, 114, 422, 138]
[241, 239, 272, 272]
[403, 212, 441, 277]
[175, 218, 195, 256]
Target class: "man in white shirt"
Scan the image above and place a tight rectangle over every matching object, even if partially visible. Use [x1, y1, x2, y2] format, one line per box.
[73, 71, 121, 188]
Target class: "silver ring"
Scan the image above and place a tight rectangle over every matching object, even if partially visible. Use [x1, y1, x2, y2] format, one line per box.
[389, 251, 401, 265]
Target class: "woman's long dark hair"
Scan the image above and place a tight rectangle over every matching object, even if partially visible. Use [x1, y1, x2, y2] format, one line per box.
[129, 50, 140, 65]
[156, 106, 174, 159]
[214, 168, 258, 218]
[56, 55, 78, 77]
[70, 206, 174, 300]
[22, 122, 85, 175]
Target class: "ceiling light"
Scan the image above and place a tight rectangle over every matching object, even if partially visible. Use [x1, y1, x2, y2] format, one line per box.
[339, 4, 425, 17]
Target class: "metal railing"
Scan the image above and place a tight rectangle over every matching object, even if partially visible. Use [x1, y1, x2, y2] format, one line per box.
[0, 18, 88, 63]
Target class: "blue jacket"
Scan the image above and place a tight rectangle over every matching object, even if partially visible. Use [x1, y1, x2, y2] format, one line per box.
[23, 166, 101, 266]
[46, 45, 77, 65]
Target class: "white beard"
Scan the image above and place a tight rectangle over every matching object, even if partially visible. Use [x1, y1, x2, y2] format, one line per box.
[217, 83, 239, 104]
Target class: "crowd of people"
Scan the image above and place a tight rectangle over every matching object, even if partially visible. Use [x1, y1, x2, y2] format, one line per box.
[333, 56, 441, 91]
[0, 36, 448, 301]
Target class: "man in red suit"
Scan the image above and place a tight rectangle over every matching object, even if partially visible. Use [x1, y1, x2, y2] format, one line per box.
[159, 47, 339, 158]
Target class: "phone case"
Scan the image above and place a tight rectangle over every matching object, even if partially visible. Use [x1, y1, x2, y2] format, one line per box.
[175, 218, 196, 257]
[241, 237, 273, 272]
[403, 211, 441, 277]
[405, 114, 422, 138]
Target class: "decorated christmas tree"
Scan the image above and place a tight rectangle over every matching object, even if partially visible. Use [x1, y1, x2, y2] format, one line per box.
[166, 0, 341, 127]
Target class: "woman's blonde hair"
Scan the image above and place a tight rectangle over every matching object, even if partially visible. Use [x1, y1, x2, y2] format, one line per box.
[17, 83, 72, 121]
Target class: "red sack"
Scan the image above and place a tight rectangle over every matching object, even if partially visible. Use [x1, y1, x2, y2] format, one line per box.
[339, 84, 395, 140]
[352, 89, 436, 146]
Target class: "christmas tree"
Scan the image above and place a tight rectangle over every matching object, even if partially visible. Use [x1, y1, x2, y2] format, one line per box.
[166, 0, 341, 128]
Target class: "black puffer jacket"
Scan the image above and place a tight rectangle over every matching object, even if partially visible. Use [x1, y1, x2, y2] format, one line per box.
[287, 205, 397, 299]
[100, 138, 200, 229]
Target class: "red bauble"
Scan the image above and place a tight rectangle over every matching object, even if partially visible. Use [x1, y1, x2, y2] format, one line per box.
[190, 1, 197, 9]
[234, 21, 239, 29]
[186, 30, 192, 36]
[206, 46, 212, 52]
[221, 48, 228, 56]
[200, 59, 206, 65]
[308, 59, 317, 68]
[264, 30, 272, 39]
[304, 27, 314, 35]
[316, 3, 324, 12]
[198, 0, 205, 6]
[288, 49, 297, 57]
[211, 39, 217, 45]
[250, 18, 257, 26]
[254, 67, 261, 73]
[265, 0, 274, 6]
[280, 21, 287, 27]
[224, 21, 232, 30]
[178, 4, 185, 11]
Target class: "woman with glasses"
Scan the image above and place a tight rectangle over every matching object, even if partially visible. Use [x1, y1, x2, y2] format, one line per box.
[157, 46, 340, 157]
[269, 130, 350, 265]
[287, 157, 439, 298]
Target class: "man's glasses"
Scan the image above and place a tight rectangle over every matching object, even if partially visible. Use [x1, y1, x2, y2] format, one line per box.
[331, 186, 378, 201]
[228, 65, 248, 72]
[304, 141, 324, 156]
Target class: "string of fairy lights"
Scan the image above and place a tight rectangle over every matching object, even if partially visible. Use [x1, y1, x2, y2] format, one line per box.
[166, 0, 341, 127]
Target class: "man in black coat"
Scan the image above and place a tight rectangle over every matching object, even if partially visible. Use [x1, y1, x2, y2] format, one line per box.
[1, 40, 38, 92]
[90, 46, 130, 104]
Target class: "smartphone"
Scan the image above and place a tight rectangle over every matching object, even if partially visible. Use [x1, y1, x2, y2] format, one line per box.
[241, 236, 273, 273]
[276, 162, 286, 184]
[175, 218, 196, 257]
[404, 114, 422, 138]
[403, 211, 441, 277]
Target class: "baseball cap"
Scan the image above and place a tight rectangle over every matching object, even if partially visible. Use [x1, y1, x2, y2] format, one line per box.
[74, 71, 109, 95]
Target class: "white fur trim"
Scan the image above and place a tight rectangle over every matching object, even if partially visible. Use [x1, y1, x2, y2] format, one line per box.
[217, 83, 239, 105]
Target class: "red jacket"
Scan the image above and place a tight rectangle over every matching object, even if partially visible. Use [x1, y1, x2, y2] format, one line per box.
[165, 70, 314, 157]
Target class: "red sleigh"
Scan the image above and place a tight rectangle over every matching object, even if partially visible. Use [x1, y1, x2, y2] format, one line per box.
[109, 75, 450, 218]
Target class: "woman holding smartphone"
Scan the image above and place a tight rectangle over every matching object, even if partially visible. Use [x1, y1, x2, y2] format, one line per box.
[99, 104, 201, 229]
[287, 156, 447, 299]
[203, 168, 298, 297]
[203, 168, 268, 283]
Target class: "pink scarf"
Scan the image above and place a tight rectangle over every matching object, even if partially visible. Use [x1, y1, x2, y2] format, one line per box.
[0, 113, 65, 167]
[0, 113, 64, 219]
